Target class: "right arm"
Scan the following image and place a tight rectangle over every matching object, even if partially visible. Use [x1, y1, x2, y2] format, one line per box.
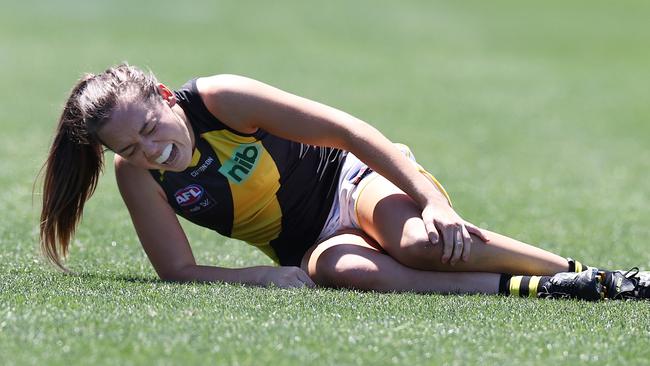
[114, 157, 314, 288]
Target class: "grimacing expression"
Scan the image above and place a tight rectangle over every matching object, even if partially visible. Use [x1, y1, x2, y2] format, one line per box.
[97, 88, 195, 171]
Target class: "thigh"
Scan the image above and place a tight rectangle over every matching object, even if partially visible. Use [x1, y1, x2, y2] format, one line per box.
[355, 173, 443, 268]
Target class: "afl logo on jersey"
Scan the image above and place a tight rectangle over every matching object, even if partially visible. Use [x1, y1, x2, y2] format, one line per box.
[174, 184, 204, 207]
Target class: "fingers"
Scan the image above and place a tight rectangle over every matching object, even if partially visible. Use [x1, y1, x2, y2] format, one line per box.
[440, 223, 473, 265]
[449, 226, 464, 265]
[296, 269, 316, 288]
[439, 222, 456, 264]
[280, 267, 315, 289]
[465, 222, 489, 243]
[424, 220, 440, 245]
[460, 224, 472, 262]
[422, 206, 485, 265]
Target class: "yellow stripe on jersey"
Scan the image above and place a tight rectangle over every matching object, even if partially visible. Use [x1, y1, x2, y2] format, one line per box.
[201, 130, 282, 261]
[189, 148, 201, 168]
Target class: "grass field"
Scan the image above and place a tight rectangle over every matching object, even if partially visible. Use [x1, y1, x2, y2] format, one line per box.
[2, 0, 650, 364]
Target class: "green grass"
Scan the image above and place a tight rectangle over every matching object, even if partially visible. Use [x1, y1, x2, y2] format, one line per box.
[2, 0, 650, 364]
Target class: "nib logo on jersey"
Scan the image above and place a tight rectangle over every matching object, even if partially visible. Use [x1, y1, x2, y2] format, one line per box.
[174, 184, 216, 215]
[218, 143, 262, 184]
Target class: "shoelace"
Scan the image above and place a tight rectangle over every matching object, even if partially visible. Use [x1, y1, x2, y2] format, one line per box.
[622, 267, 650, 299]
[623, 267, 640, 279]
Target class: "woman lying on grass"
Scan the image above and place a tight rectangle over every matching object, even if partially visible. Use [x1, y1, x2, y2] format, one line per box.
[40, 63, 649, 301]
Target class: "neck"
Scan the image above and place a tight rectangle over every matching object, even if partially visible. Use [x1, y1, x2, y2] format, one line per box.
[172, 104, 195, 149]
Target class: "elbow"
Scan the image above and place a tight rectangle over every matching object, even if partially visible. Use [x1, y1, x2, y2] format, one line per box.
[336, 118, 372, 153]
[158, 273, 182, 282]
[157, 264, 195, 282]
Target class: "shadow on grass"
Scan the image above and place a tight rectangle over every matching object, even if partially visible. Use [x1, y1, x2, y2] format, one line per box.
[65, 271, 252, 288]
[66, 271, 166, 284]
[63, 270, 364, 293]
[62, 270, 503, 299]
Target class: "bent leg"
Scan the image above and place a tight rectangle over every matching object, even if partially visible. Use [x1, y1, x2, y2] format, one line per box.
[300, 229, 500, 294]
[356, 174, 570, 275]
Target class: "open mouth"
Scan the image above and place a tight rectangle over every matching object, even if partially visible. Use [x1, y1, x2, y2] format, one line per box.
[155, 143, 177, 166]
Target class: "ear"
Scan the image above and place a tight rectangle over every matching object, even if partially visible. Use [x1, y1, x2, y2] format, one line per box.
[156, 83, 176, 107]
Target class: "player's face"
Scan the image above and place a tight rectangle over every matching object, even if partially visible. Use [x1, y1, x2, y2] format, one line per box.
[98, 85, 195, 172]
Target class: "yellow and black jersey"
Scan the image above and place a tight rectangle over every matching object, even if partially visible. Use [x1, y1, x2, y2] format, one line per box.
[149, 79, 346, 266]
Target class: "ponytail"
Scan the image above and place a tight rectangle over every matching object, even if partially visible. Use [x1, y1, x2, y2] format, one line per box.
[38, 63, 160, 271]
[39, 75, 104, 271]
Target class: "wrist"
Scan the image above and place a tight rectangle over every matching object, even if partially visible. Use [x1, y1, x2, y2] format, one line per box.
[245, 265, 274, 286]
[423, 191, 450, 209]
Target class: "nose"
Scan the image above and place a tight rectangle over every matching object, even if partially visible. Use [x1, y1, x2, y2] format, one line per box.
[142, 139, 160, 161]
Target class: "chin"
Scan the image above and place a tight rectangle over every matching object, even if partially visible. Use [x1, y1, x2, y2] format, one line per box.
[162, 145, 192, 172]
[172, 157, 192, 172]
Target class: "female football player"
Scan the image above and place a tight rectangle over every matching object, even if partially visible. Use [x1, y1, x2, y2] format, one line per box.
[39, 64, 648, 301]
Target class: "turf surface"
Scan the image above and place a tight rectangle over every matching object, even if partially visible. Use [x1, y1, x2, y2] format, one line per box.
[1, 0, 649, 364]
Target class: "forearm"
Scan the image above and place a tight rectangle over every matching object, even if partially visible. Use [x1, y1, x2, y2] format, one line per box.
[166, 264, 271, 285]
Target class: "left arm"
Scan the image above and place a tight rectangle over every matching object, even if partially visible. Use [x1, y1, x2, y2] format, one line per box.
[196, 75, 486, 263]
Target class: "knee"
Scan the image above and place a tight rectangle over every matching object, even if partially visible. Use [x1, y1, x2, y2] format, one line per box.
[311, 245, 381, 290]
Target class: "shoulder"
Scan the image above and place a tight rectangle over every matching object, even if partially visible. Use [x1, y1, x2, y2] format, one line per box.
[114, 154, 142, 179]
[193, 74, 286, 135]
[194, 74, 262, 113]
[195, 74, 259, 95]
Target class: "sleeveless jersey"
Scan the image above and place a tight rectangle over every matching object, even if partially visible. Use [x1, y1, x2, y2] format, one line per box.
[149, 79, 347, 266]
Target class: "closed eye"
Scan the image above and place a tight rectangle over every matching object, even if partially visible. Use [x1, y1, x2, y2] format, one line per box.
[126, 146, 137, 158]
[146, 122, 157, 135]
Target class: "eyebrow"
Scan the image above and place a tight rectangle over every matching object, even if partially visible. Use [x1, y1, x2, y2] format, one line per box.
[116, 121, 149, 154]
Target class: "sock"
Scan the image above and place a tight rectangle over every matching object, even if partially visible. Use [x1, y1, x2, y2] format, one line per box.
[567, 258, 590, 272]
[498, 274, 512, 295]
[499, 274, 552, 298]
